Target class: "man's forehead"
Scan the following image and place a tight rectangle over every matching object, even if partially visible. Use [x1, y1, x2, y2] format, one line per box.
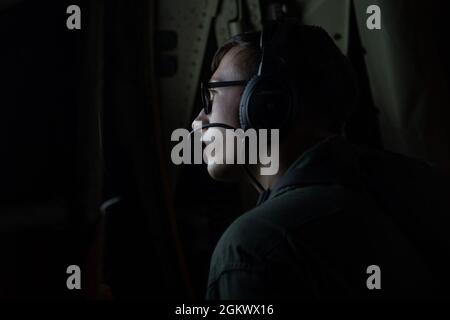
[210, 46, 246, 82]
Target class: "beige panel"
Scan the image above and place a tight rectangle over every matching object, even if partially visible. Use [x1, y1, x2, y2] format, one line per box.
[294, 0, 351, 54]
[158, 0, 219, 141]
[215, 0, 262, 46]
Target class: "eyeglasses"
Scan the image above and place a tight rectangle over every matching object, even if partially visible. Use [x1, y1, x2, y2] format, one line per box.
[200, 80, 248, 114]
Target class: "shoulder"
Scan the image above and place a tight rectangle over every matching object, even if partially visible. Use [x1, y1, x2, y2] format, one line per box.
[208, 207, 284, 280]
[208, 184, 358, 283]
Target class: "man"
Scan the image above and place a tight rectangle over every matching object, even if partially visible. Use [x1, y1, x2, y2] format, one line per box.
[192, 19, 450, 299]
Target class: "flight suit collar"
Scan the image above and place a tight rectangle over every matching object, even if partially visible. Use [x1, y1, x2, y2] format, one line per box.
[257, 135, 363, 205]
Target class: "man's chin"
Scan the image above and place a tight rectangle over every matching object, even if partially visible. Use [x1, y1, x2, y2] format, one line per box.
[207, 162, 242, 182]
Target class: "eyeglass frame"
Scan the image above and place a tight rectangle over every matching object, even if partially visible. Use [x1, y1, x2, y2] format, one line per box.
[200, 80, 248, 115]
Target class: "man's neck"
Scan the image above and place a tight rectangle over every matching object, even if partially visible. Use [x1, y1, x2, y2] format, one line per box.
[251, 130, 335, 192]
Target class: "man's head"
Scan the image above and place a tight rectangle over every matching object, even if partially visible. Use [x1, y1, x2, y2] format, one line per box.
[192, 20, 357, 182]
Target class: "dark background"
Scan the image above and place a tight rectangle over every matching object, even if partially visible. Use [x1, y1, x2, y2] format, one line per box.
[0, 0, 448, 299]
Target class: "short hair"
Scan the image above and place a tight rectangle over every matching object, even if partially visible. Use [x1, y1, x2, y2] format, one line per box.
[211, 20, 358, 133]
[211, 31, 261, 79]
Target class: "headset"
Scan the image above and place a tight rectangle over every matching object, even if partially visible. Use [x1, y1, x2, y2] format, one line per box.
[239, 20, 296, 132]
[189, 20, 298, 192]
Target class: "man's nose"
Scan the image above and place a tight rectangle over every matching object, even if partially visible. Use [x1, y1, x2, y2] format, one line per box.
[191, 109, 208, 130]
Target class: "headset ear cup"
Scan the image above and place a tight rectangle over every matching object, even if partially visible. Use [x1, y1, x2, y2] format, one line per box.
[240, 75, 293, 131]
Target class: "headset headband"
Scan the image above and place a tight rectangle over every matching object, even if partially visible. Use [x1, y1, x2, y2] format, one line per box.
[257, 20, 289, 77]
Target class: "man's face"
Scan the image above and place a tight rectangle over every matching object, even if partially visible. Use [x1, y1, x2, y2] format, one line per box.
[192, 46, 248, 181]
